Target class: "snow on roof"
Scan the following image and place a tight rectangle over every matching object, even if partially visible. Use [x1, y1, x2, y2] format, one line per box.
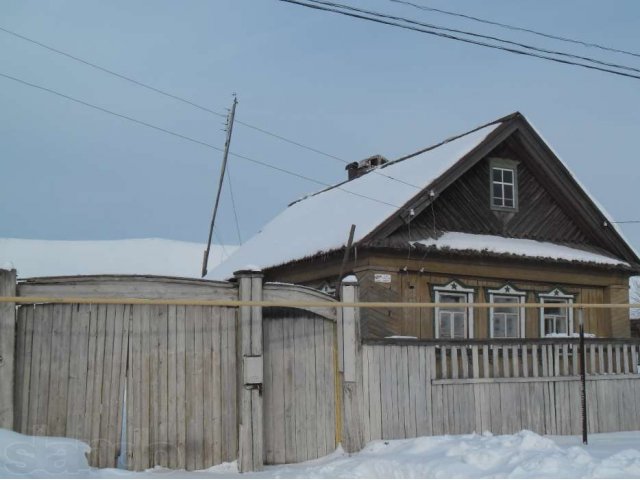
[0, 238, 237, 279]
[209, 122, 503, 279]
[413, 232, 629, 267]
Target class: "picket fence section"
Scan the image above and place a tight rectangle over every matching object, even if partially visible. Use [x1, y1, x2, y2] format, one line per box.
[359, 340, 640, 445]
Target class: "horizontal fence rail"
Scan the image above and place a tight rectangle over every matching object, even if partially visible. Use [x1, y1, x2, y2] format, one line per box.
[365, 338, 640, 380]
[1, 296, 639, 309]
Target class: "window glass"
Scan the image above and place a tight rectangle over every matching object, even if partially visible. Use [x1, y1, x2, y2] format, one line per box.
[491, 166, 516, 209]
[491, 295, 521, 338]
[542, 298, 570, 335]
[436, 291, 469, 339]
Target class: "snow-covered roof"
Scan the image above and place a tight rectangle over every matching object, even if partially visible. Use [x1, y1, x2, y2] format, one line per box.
[0, 238, 236, 278]
[210, 122, 503, 279]
[412, 232, 629, 267]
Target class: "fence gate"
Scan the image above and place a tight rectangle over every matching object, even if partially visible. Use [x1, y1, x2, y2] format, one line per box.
[262, 307, 337, 464]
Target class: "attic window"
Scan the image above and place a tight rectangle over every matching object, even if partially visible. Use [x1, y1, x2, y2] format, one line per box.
[490, 158, 518, 211]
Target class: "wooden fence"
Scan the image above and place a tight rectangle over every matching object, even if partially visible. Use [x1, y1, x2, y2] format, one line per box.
[4, 272, 341, 473]
[357, 339, 640, 446]
[3, 270, 640, 474]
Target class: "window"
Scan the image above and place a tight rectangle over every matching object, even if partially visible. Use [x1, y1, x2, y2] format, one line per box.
[488, 285, 526, 338]
[539, 288, 574, 336]
[434, 281, 474, 339]
[489, 158, 518, 211]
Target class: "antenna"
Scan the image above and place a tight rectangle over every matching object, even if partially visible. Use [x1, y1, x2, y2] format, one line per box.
[201, 94, 238, 278]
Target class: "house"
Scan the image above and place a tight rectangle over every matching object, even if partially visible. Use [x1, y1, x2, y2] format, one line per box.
[212, 112, 640, 340]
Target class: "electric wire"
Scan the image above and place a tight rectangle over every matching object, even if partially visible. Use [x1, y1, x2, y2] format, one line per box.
[0, 70, 402, 209]
[279, 0, 640, 81]
[304, 0, 640, 74]
[0, 24, 423, 191]
[387, 0, 640, 60]
[225, 165, 243, 244]
[0, 25, 346, 161]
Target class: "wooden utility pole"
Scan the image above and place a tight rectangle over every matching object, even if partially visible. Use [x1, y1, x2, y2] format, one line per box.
[201, 95, 238, 277]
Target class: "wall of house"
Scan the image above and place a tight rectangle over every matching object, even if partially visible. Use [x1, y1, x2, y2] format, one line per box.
[354, 254, 631, 340]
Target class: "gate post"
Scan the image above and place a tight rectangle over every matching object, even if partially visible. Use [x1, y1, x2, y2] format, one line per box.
[0, 268, 17, 430]
[339, 276, 364, 453]
[235, 269, 264, 472]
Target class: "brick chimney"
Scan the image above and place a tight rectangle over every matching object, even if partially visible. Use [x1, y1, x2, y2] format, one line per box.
[346, 154, 388, 180]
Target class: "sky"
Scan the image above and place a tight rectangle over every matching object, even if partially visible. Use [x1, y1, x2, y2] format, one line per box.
[1, 0, 640, 253]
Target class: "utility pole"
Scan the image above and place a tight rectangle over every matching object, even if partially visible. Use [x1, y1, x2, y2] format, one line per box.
[201, 94, 238, 278]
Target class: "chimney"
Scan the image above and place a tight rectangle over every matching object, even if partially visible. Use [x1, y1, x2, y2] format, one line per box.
[345, 154, 388, 180]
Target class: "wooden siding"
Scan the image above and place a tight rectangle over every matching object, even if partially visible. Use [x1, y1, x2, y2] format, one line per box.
[388, 139, 608, 251]
[262, 309, 336, 465]
[358, 266, 620, 340]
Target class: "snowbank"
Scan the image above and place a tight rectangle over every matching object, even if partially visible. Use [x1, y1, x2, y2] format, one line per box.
[3, 428, 640, 478]
[0, 238, 236, 279]
[0, 429, 91, 478]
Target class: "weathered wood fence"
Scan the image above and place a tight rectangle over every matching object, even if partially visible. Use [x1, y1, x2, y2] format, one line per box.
[1, 270, 344, 473]
[2, 270, 640, 474]
[356, 339, 640, 447]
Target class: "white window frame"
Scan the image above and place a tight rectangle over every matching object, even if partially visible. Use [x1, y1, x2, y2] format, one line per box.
[538, 288, 574, 337]
[489, 157, 519, 212]
[434, 280, 474, 339]
[488, 284, 526, 339]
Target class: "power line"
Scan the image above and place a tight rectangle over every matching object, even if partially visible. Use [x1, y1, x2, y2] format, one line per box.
[225, 164, 243, 244]
[0, 24, 347, 163]
[0, 24, 423, 191]
[305, 0, 640, 75]
[0, 70, 401, 210]
[279, 0, 640, 81]
[387, 0, 640, 60]
[2, 69, 636, 232]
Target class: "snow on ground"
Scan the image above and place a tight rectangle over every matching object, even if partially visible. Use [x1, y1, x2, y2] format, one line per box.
[413, 232, 628, 267]
[0, 238, 236, 279]
[3, 428, 640, 478]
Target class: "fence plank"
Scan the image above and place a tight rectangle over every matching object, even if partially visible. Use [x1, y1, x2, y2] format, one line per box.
[19, 307, 34, 434]
[522, 345, 528, 378]
[461, 347, 469, 379]
[202, 307, 215, 468]
[323, 319, 335, 454]
[512, 346, 519, 378]
[451, 347, 459, 380]
[471, 346, 479, 379]
[607, 345, 614, 374]
[598, 345, 605, 374]
[166, 306, 178, 469]
[175, 306, 187, 469]
[532, 345, 538, 378]
[440, 347, 447, 380]
[293, 317, 307, 461]
[482, 345, 489, 379]
[623, 345, 630, 374]
[615, 345, 622, 374]
[369, 346, 382, 440]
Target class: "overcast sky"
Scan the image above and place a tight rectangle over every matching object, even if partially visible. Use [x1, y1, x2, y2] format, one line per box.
[1, 0, 639, 253]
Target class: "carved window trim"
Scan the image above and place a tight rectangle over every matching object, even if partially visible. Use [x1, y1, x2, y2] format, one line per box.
[487, 284, 526, 339]
[538, 287, 575, 336]
[433, 280, 475, 339]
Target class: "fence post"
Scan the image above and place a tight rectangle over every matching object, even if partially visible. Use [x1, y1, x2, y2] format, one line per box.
[234, 269, 264, 472]
[0, 268, 17, 430]
[340, 275, 364, 453]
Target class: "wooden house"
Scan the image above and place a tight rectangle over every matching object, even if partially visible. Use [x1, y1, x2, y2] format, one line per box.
[212, 112, 640, 340]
